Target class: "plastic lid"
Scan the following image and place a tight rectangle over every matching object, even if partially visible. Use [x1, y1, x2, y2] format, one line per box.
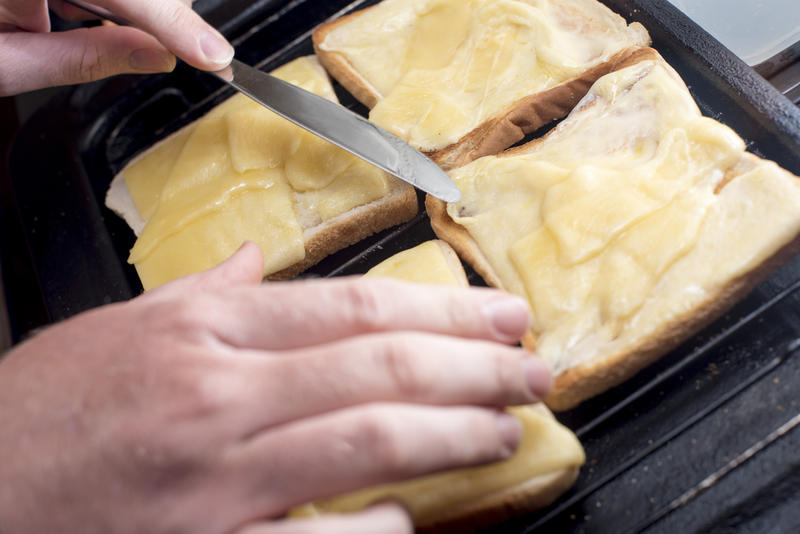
[667, 0, 800, 65]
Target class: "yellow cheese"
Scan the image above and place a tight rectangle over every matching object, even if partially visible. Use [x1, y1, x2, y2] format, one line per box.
[122, 126, 195, 221]
[365, 240, 463, 285]
[446, 58, 800, 374]
[121, 56, 390, 289]
[321, 0, 649, 151]
[292, 404, 584, 524]
[134, 177, 305, 290]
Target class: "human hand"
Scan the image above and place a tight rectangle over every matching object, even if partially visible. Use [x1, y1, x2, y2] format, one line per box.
[0, 243, 552, 534]
[0, 0, 233, 96]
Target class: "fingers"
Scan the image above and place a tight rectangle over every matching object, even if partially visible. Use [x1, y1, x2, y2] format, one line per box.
[209, 278, 531, 351]
[0, 26, 174, 96]
[226, 404, 522, 516]
[147, 242, 264, 297]
[236, 504, 413, 534]
[0, 1, 50, 32]
[232, 334, 551, 428]
[97, 0, 233, 70]
[48, 0, 100, 22]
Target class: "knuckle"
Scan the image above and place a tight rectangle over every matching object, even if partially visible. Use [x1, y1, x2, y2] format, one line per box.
[65, 31, 105, 82]
[149, 297, 212, 340]
[465, 410, 506, 461]
[378, 336, 434, 398]
[442, 292, 476, 330]
[338, 279, 390, 331]
[356, 409, 410, 476]
[492, 349, 526, 400]
[161, 1, 193, 28]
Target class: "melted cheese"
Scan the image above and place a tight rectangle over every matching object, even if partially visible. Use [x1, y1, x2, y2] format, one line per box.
[447, 58, 800, 374]
[289, 244, 584, 524]
[321, 0, 649, 151]
[122, 56, 390, 289]
[365, 240, 465, 285]
[292, 405, 583, 524]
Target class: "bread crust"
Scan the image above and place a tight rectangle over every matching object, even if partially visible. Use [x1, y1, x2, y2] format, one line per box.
[313, 10, 650, 170]
[105, 55, 419, 286]
[418, 466, 580, 533]
[545, 155, 800, 410]
[312, 8, 383, 109]
[268, 181, 418, 280]
[427, 64, 800, 410]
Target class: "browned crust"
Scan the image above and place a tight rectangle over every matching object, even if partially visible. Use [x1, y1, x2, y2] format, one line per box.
[429, 46, 654, 170]
[268, 181, 418, 280]
[417, 466, 580, 533]
[545, 156, 800, 411]
[428, 126, 800, 411]
[312, 8, 383, 109]
[314, 12, 651, 170]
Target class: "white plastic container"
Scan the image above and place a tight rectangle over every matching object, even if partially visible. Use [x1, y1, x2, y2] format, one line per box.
[667, 0, 800, 65]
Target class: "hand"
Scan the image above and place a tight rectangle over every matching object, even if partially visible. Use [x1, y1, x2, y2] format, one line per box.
[0, 0, 234, 96]
[0, 243, 552, 534]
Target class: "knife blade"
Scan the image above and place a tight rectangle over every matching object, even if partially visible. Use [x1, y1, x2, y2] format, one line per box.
[63, 0, 462, 202]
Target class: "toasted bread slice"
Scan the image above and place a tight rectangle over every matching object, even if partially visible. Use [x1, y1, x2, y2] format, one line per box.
[291, 241, 584, 532]
[427, 49, 800, 411]
[313, 0, 650, 169]
[106, 56, 417, 290]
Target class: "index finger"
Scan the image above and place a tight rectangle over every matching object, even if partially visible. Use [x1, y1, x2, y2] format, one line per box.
[94, 0, 233, 70]
[205, 277, 531, 351]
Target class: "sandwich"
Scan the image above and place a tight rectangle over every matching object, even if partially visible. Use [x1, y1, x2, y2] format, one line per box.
[313, 0, 650, 169]
[292, 240, 586, 531]
[106, 56, 418, 290]
[426, 49, 800, 410]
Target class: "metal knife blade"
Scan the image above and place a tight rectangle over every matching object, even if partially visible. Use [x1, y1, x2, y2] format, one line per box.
[218, 60, 461, 202]
[62, 0, 462, 202]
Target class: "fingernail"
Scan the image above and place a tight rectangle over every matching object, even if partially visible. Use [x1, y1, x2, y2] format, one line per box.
[524, 357, 553, 399]
[199, 30, 234, 66]
[482, 296, 530, 342]
[129, 49, 175, 72]
[496, 413, 522, 458]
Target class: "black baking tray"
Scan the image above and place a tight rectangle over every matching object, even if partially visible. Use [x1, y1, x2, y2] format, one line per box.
[6, 1, 800, 532]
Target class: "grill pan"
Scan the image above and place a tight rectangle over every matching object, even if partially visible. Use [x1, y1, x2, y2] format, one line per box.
[6, 1, 800, 531]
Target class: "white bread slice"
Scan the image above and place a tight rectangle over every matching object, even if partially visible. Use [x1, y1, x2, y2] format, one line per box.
[427, 48, 800, 411]
[106, 56, 417, 289]
[291, 241, 585, 532]
[313, 0, 650, 170]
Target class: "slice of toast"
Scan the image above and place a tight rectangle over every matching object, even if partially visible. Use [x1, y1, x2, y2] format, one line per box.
[427, 49, 800, 411]
[291, 240, 585, 532]
[106, 56, 417, 290]
[313, 0, 650, 169]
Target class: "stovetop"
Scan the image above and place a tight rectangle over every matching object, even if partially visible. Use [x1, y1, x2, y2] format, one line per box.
[2, 1, 800, 532]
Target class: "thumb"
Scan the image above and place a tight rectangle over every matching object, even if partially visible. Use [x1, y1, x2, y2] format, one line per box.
[0, 25, 175, 96]
[146, 242, 266, 297]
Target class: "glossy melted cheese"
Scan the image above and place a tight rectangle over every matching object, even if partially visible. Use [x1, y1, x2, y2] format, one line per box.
[292, 405, 584, 524]
[365, 240, 464, 285]
[321, 0, 648, 151]
[291, 242, 584, 523]
[122, 56, 390, 290]
[447, 58, 800, 374]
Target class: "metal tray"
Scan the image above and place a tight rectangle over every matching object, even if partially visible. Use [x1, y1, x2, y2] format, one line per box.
[7, 1, 800, 531]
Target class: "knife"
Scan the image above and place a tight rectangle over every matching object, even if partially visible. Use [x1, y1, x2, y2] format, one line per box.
[62, 0, 462, 202]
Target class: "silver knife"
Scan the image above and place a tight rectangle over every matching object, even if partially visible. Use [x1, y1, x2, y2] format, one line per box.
[63, 0, 462, 202]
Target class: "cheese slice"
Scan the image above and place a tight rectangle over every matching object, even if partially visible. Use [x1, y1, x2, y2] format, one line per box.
[444, 55, 800, 382]
[320, 0, 649, 151]
[365, 240, 464, 285]
[292, 405, 584, 525]
[292, 241, 585, 525]
[119, 56, 390, 290]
